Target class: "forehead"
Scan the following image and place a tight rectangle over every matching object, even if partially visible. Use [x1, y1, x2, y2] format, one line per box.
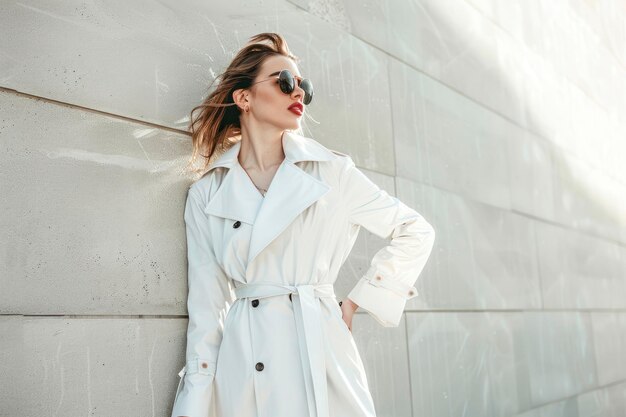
[260, 55, 301, 77]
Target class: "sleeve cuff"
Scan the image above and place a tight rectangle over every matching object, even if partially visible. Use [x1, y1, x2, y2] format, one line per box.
[183, 358, 216, 376]
[346, 267, 418, 327]
[170, 359, 216, 417]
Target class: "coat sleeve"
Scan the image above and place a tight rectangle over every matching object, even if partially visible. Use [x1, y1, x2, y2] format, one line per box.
[171, 187, 235, 417]
[341, 156, 436, 327]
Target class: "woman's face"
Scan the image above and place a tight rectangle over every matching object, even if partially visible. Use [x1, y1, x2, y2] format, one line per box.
[245, 55, 307, 131]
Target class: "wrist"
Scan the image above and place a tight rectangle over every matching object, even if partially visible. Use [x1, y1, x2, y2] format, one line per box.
[345, 297, 359, 312]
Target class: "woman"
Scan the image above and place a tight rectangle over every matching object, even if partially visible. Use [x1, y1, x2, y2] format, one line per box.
[171, 33, 436, 417]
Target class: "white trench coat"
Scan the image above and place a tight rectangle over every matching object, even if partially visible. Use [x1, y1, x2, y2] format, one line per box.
[170, 130, 436, 417]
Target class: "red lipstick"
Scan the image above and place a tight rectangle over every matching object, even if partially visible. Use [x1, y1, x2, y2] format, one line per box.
[288, 102, 303, 115]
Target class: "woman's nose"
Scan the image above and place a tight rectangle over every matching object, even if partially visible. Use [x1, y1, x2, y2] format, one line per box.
[292, 84, 304, 101]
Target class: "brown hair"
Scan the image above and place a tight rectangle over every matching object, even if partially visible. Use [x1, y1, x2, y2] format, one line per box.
[185, 32, 302, 177]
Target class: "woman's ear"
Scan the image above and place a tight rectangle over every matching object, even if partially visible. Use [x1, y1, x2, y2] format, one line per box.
[232, 88, 249, 111]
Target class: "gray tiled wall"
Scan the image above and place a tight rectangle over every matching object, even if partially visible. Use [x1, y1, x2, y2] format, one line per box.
[1, 1, 625, 416]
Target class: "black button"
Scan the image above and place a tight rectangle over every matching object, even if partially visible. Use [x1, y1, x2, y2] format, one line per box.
[251, 299, 259, 307]
[289, 293, 292, 302]
[233, 221, 241, 228]
[255, 362, 264, 371]
[338, 301, 342, 306]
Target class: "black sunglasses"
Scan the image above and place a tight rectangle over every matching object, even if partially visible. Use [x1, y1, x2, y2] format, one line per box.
[250, 69, 314, 105]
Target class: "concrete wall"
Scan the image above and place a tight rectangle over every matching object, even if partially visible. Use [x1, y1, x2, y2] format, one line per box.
[1, 1, 625, 416]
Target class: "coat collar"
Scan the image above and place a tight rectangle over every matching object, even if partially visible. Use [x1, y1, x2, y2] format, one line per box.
[206, 130, 338, 171]
[203, 130, 338, 272]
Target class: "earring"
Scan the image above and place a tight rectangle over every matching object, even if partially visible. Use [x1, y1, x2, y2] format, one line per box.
[244, 105, 249, 113]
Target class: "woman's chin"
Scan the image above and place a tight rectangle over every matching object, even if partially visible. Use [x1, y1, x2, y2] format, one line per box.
[280, 121, 300, 131]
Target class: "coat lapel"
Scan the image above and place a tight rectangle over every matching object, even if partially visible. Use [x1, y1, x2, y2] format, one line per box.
[202, 143, 262, 226]
[203, 130, 339, 269]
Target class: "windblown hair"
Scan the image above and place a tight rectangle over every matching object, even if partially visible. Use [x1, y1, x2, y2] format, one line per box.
[185, 32, 302, 177]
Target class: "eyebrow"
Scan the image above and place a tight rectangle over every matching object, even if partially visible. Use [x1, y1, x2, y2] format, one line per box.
[268, 70, 303, 78]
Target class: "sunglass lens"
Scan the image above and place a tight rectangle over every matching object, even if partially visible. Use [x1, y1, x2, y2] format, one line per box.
[300, 79, 313, 105]
[278, 70, 295, 94]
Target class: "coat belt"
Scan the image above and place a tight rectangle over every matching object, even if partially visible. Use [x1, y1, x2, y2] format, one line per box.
[234, 282, 335, 417]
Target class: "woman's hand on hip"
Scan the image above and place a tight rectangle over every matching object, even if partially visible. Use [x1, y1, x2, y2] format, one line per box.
[340, 297, 359, 332]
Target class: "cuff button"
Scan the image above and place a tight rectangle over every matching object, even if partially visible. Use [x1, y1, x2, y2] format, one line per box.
[375, 275, 382, 280]
[408, 290, 415, 296]
[201, 362, 208, 369]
